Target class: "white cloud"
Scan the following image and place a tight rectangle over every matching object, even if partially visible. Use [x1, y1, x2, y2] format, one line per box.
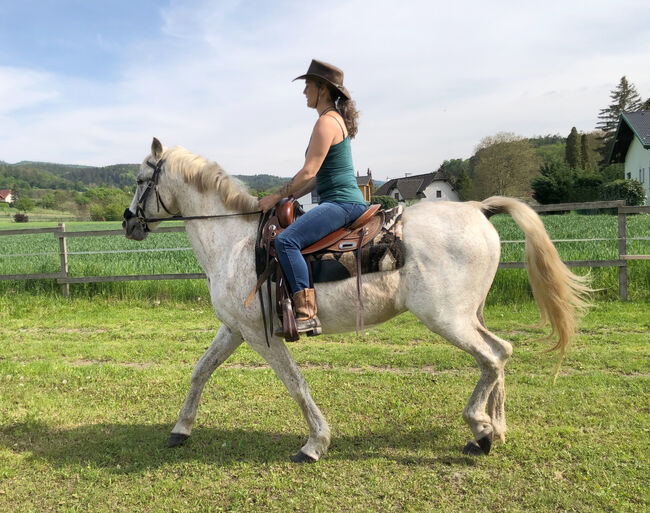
[1, 0, 650, 179]
[0, 67, 60, 114]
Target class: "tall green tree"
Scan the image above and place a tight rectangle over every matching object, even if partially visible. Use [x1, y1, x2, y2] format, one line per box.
[436, 159, 468, 181]
[580, 134, 596, 171]
[565, 127, 582, 169]
[596, 76, 643, 159]
[472, 133, 540, 199]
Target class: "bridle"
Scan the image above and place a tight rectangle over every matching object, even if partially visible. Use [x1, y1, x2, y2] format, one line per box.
[123, 157, 261, 232]
[123, 158, 176, 232]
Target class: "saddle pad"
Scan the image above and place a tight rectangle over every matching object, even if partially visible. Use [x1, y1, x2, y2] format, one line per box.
[309, 205, 405, 283]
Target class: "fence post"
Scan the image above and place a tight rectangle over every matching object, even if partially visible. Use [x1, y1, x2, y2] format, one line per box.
[58, 223, 70, 297]
[617, 207, 627, 301]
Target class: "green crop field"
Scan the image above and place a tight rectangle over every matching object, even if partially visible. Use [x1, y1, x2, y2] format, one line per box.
[0, 212, 649, 301]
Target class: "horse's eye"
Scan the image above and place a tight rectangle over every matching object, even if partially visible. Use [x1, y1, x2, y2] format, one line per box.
[137, 179, 144, 185]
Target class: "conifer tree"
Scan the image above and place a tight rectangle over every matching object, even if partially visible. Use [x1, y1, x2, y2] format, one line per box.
[565, 127, 582, 169]
[580, 134, 596, 171]
[596, 76, 643, 158]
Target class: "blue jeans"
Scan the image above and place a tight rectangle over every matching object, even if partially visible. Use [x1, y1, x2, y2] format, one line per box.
[275, 201, 367, 294]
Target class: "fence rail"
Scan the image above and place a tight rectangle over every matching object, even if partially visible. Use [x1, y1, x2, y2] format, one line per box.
[0, 201, 648, 299]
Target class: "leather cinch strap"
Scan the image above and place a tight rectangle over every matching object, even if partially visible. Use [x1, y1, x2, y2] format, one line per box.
[355, 229, 365, 336]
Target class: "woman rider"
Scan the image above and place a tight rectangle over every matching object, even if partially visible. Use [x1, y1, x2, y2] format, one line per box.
[259, 59, 367, 335]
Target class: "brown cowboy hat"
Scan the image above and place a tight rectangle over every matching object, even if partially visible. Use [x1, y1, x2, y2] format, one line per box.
[293, 59, 351, 100]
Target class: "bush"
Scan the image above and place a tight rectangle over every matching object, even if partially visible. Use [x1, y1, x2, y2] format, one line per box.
[571, 173, 603, 203]
[13, 196, 35, 212]
[14, 213, 29, 223]
[371, 195, 399, 210]
[39, 193, 57, 210]
[531, 161, 575, 204]
[599, 179, 646, 206]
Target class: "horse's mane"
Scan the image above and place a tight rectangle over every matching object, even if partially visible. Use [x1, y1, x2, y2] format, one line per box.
[162, 146, 258, 212]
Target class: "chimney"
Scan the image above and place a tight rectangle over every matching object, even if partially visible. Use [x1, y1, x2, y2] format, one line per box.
[367, 168, 372, 177]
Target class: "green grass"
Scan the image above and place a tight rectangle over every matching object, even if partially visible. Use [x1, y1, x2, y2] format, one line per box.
[1, 213, 649, 301]
[0, 296, 648, 512]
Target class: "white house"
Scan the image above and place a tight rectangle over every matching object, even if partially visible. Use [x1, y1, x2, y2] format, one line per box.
[0, 190, 13, 204]
[609, 111, 650, 205]
[374, 172, 459, 203]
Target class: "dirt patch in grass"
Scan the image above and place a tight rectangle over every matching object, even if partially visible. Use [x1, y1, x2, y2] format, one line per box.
[69, 359, 153, 369]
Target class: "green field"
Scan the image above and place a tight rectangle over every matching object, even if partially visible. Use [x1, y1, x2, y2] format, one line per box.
[1, 213, 649, 301]
[0, 297, 648, 512]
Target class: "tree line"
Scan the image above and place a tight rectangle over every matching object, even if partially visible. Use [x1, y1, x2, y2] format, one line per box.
[438, 76, 648, 206]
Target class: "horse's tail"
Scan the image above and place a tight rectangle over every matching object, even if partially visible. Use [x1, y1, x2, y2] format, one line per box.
[480, 196, 592, 380]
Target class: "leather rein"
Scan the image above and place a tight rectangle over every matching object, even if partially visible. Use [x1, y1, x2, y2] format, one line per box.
[123, 158, 261, 231]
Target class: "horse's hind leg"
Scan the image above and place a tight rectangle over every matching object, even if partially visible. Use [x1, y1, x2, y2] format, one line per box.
[477, 324, 510, 444]
[415, 312, 512, 455]
[250, 339, 330, 463]
[167, 324, 243, 447]
[487, 366, 506, 443]
[456, 324, 512, 453]
[475, 305, 508, 443]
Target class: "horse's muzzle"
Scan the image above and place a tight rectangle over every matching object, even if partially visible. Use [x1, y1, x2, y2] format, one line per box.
[123, 208, 148, 241]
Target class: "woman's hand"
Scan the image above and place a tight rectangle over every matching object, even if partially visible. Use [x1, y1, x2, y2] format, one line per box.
[258, 193, 281, 214]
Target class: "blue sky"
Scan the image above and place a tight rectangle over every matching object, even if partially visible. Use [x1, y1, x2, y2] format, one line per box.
[1, 0, 650, 180]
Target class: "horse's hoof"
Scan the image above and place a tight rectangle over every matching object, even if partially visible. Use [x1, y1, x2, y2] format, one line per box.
[166, 433, 189, 448]
[462, 434, 493, 456]
[462, 441, 484, 455]
[477, 435, 492, 455]
[290, 450, 316, 463]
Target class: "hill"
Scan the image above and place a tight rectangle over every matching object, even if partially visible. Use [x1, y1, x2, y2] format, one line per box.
[0, 161, 139, 192]
[0, 160, 291, 193]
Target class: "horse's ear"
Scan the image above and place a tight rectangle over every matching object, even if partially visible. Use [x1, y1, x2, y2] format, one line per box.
[151, 137, 163, 160]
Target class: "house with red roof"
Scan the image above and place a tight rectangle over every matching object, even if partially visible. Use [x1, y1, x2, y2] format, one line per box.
[0, 190, 13, 204]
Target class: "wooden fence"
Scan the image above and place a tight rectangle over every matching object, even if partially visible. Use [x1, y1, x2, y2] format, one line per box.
[1, 201, 648, 300]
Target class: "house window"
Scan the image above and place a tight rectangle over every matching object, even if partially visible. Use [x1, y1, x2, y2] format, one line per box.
[640, 168, 645, 184]
[394, 193, 399, 200]
[626, 172, 632, 179]
[436, 190, 442, 198]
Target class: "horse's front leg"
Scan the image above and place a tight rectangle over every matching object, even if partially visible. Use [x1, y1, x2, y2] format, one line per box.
[250, 338, 331, 462]
[167, 324, 242, 447]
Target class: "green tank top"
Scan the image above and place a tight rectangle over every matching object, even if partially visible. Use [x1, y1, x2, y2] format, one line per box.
[315, 136, 366, 204]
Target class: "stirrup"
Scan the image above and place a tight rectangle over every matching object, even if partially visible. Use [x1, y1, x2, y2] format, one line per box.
[275, 317, 322, 338]
[274, 324, 321, 338]
[296, 316, 322, 337]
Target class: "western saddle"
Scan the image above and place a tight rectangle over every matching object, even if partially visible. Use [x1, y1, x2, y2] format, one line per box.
[247, 198, 384, 343]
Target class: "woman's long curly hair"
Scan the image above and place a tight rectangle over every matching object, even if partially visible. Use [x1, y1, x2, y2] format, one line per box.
[318, 81, 359, 139]
[335, 92, 359, 139]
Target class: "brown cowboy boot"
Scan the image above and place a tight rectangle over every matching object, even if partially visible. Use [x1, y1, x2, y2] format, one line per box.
[293, 288, 322, 336]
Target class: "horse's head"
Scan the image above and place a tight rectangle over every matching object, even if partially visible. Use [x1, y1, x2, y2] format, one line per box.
[123, 137, 178, 240]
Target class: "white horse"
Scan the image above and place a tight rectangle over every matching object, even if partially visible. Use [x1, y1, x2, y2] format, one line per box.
[123, 138, 590, 462]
